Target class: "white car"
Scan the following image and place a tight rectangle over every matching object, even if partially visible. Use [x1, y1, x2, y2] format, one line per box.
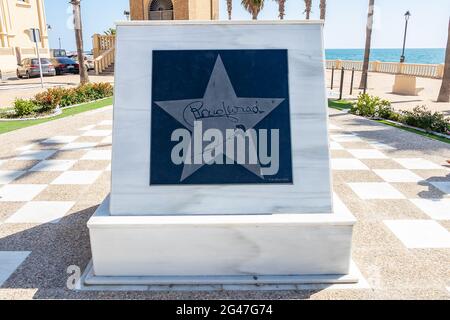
[70, 54, 95, 71]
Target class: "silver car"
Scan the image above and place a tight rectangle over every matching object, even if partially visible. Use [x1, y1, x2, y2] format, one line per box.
[17, 58, 56, 78]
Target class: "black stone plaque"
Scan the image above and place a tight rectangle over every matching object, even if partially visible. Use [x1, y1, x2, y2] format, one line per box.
[150, 50, 293, 185]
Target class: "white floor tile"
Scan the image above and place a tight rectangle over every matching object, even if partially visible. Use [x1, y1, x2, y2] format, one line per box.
[348, 182, 405, 199]
[331, 159, 370, 171]
[78, 125, 96, 131]
[42, 136, 78, 144]
[330, 141, 344, 150]
[0, 184, 46, 202]
[0, 251, 31, 286]
[384, 220, 450, 248]
[330, 134, 362, 142]
[16, 144, 37, 151]
[368, 142, 396, 150]
[60, 142, 97, 151]
[0, 171, 26, 184]
[347, 149, 388, 159]
[101, 136, 112, 144]
[429, 181, 450, 194]
[99, 120, 113, 126]
[394, 158, 443, 170]
[51, 171, 102, 185]
[30, 160, 76, 172]
[6, 201, 75, 224]
[15, 150, 57, 160]
[81, 150, 111, 160]
[328, 124, 342, 130]
[410, 199, 450, 220]
[82, 130, 111, 137]
[373, 169, 423, 183]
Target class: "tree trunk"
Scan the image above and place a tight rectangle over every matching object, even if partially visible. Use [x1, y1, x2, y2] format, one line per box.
[320, 0, 326, 20]
[304, 0, 311, 20]
[438, 18, 450, 102]
[252, 10, 258, 20]
[278, 0, 285, 20]
[71, 0, 89, 85]
[359, 0, 375, 89]
[227, 0, 232, 20]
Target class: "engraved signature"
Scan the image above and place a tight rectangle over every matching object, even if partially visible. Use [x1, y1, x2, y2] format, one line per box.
[183, 101, 265, 127]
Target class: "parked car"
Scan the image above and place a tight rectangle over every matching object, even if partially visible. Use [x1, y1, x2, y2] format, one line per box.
[69, 54, 95, 71]
[16, 58, 56, 78]
[51, 57, 80, 75]
[50, 49, 67, 58]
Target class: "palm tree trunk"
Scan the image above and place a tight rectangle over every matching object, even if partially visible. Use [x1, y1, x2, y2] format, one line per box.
[320, 0, 326, 20]
[227, 0, 232, 20]
[359, 0, 375, 89]
[438, 18, 450, 102]
[278, 0, 285, 20]
[71, 0, 89, 85]
[252, 10, 258, 20]
[304, 0, 312, 19]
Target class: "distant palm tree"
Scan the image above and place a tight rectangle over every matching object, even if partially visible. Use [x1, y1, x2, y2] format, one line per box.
[359, 0, 375, 89]
[304, 0, 312, 19]
[438, 18, 450, 102]
[241, 0, 264, 20]
[104, 28, 116, 36]
[227, 0, 233, 20]
[70, 0, 89, 84]
[275, 0, 286, 20]
[319, 0, 326, 20]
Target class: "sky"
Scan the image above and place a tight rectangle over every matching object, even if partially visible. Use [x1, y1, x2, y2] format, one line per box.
[43, 0, 450, 51]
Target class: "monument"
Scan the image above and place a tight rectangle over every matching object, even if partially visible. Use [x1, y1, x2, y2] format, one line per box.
[84, 21, 357, 287]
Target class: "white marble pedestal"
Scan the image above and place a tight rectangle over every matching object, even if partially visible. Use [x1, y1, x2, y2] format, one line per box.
[85, 195, 357, 287]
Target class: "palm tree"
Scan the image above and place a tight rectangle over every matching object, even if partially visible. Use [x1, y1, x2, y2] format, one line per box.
[319, 0, 326, 20]
[227, 0, 233, 20]
[275, 0, 286, 19]
[304, 0, 312, 20]
[241, 0, 264, 20]
[438, 18, 450, 102]
[104, 28, 116, 36]
[70, 0, 89, 84]
[359, 0, 375, 89]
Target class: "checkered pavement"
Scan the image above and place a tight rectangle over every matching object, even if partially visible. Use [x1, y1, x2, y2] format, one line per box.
[329, 126, 450, 250]
[0, 110, 449, 296]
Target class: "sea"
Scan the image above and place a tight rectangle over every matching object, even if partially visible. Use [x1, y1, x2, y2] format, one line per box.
[325, 48, 445, 64]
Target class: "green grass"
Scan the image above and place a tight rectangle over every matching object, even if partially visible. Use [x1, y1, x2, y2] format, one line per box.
[0, 97, 113, 135]
[376, 119, 450, 144]
[328, 99, 353, 111]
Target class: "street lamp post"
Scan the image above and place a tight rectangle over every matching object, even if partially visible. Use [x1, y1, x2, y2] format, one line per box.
[400, 11, 411, 63]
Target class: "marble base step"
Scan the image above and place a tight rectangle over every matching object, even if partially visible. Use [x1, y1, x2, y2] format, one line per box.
[86, 195, 357, 288]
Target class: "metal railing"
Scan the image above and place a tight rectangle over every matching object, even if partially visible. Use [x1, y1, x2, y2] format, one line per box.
[149, 10, 174, 20]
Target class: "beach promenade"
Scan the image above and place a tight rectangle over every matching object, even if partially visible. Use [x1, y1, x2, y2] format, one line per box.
[327, 70, 450, 116]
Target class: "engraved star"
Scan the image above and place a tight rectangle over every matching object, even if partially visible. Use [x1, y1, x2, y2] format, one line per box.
[155, 54, 285, 182]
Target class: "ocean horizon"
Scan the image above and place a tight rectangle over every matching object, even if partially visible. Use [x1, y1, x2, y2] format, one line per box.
[325, 48, 445, 64]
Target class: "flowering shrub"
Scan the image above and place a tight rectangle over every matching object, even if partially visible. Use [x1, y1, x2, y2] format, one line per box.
[350, 94, 450, 135]
[32, 82, 113, 111]
[14, 99, 37, 117]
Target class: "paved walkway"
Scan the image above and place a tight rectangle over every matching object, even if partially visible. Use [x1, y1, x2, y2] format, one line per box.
[326, 70, 450, 116]
[0, 106, 449, 299]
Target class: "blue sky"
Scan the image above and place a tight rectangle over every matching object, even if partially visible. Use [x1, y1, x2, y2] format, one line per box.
[44, 0, 450, 51]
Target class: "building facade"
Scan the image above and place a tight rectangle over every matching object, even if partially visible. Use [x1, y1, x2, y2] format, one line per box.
[129, 0, 219, 21]
[0, 0, 49, 77]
